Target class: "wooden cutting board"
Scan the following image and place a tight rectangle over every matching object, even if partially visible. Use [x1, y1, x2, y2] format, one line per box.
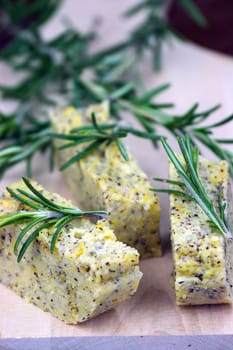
[1, 0, 233, 338]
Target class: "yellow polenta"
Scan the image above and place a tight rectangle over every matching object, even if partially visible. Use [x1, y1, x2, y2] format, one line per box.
[170, 156, 233, 305]
[50, 102, 161, 258]
[0, 180, 142, 323]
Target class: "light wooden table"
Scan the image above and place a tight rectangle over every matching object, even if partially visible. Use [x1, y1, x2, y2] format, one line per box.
[1, 0, 233, 338]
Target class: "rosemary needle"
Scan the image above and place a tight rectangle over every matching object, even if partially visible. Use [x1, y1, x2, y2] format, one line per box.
[152, 136, 232, 238]
[0, 177, 107, 262]
[51, 113, 161, 169]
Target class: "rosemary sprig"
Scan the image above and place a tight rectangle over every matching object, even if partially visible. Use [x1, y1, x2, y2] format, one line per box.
[154, 103, 233, 176]
[0, 116, 52, 179]
[78, 80, 233, 174]
[0, 177, 107, 262]
[0, 0, 206, 106]
[51, 112, 161, 169]
[122, 0, 207, 70]
[152, 136, 232, 238]
[1, 82, 233, 179]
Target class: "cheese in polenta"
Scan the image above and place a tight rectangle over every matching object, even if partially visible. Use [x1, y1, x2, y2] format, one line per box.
[50, 102, 161, 258]
[170, 156, 233, 305]
[0, 180, 142, 323]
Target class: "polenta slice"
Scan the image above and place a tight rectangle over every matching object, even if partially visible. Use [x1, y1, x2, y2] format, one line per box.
[170, 157, 233, 305]
[50, 102, 161, 258]
[0, 180, 142, 323]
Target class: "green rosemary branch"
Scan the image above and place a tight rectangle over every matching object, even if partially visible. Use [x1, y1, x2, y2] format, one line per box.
[1, 81, 233, 179]
[0, 0, 206, 106]
[51, 112, 161, 170]
[0, 177, 107, 262]
[76, 80, 233, 174]
[71, 0, 206, 73]
[152, 136, 231, 238]
[75, 79, 173, 146]
[0, 111, 19, 139]
[152, 103, 233, 176]
[0, 115, 52, 179]
[0, 80, 171, 177]
[122, 0, 207, 70]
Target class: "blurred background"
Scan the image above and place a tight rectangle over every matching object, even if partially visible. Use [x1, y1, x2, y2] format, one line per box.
[169, 0, 233, 55]
[1, 0, 233, 55]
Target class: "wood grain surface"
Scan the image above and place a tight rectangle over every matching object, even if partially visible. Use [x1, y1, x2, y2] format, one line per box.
[1, 0, 233, 338]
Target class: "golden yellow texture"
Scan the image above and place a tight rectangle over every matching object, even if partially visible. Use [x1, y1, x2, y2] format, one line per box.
[170, 157, 233, 305]
[51, 102, 161, 258]
[0, 180, 142, 323]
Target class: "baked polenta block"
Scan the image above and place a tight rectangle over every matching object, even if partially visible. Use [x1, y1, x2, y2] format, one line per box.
[0, 180, 142, 323]
[170, 157, 233, 305]
[50, 102, 161, 258]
